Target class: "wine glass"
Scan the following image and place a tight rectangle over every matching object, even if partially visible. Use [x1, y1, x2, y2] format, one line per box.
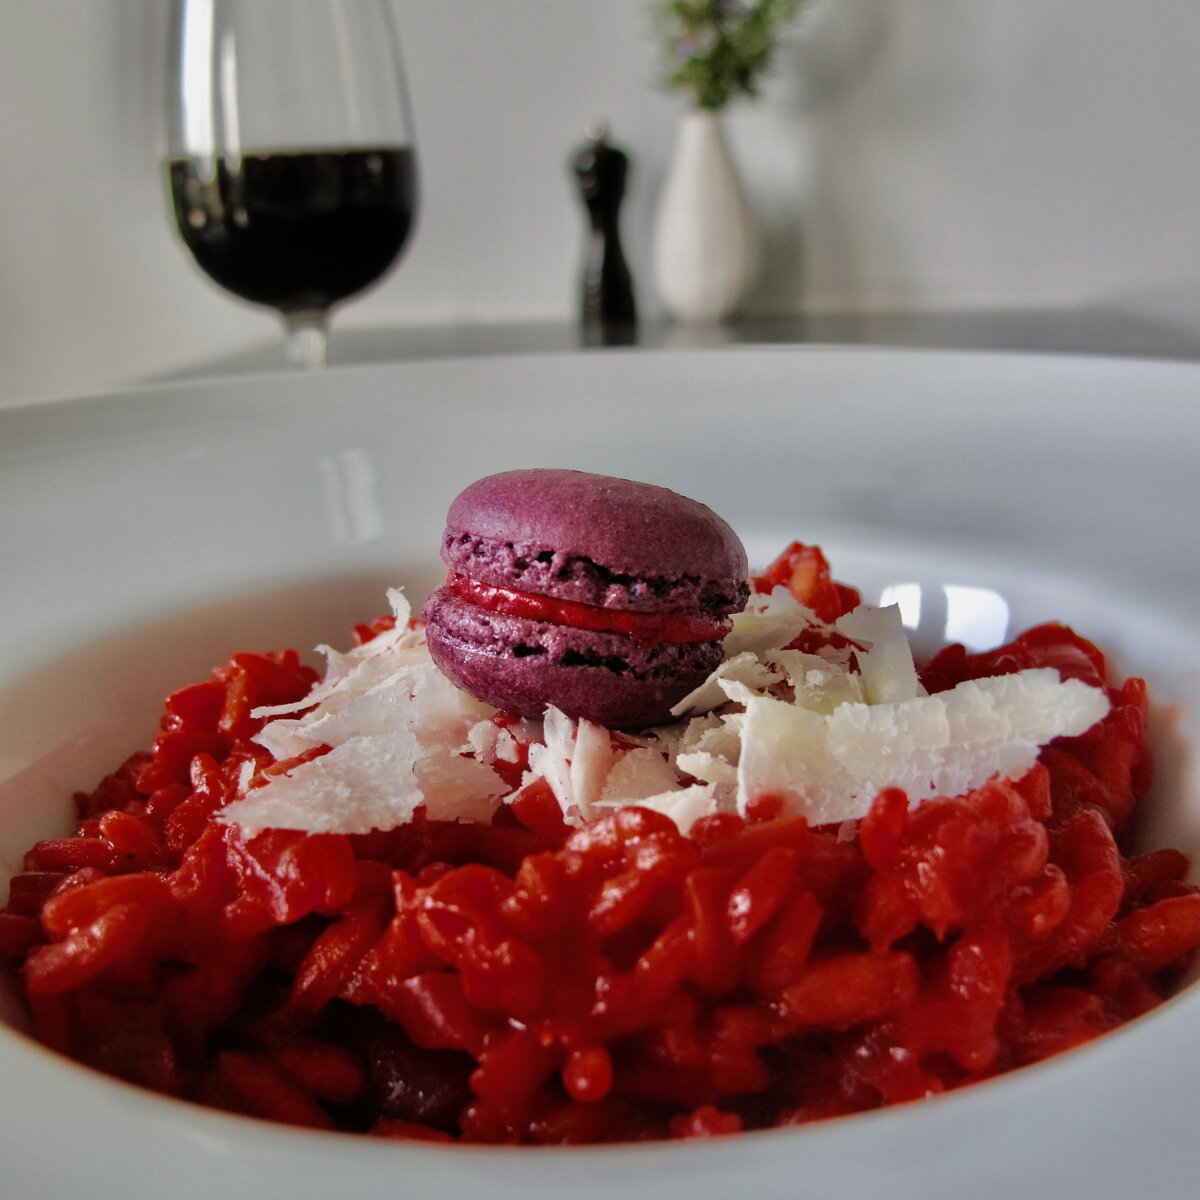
[165, 0, 418, 368]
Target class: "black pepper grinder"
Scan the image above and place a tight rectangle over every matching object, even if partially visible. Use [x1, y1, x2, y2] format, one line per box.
[571, 121, 638, 346]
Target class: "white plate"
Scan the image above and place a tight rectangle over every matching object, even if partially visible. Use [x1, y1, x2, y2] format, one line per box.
[1, 348, 1197, 1200]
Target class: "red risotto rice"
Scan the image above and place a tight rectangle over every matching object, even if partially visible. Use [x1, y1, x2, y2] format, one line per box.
[2, 544, 1199, 1143]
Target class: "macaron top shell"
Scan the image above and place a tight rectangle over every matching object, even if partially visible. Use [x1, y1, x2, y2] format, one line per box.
[441, 469, 749, 615]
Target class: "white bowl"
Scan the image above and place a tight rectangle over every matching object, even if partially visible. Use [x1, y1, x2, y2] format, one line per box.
[1, 348, 1197, 1199]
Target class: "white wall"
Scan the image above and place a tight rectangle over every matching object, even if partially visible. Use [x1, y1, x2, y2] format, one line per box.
[2, 0, 1200, 402]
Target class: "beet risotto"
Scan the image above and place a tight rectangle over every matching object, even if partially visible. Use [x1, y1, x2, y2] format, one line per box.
[2, 543, 1199, 1144]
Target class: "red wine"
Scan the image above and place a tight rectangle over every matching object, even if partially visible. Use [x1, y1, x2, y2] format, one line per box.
[168, 147, 416, 313]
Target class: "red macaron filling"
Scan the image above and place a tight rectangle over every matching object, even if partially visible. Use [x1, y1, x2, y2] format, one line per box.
[446, 572, 732, 645]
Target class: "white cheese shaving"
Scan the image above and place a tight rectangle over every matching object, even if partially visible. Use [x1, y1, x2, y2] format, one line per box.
[571, 718, 617, 822]
[600, 747, 684, 804]
[526, 706, 578, 820]
[774, 650, 866, 714]
[835, 603, 925, 705]
[736, 669, 1110, 825]
[222, 729, 427, 835]
[219, 591, 507, 834]
[596, 782, 717, 835]
[674, 750, 739, 788]
[416, 752, 507, 824]
[722, 586, 818, 657]
[464, 719, 520, 765]
[251, 590, 417, 720]
[670, 652, 781, 717]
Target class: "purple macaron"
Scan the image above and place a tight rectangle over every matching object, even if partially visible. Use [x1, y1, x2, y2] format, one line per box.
[422, 469, 749, 728]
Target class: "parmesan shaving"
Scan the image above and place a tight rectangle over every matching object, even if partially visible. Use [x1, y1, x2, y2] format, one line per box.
[526, 706, 577, 819]
[670, 652, 780, 717]
[597, 782, 717, 835]
[464, 719, 520, 766]
[222, 729, 427, 834]
[251, 590, 417, 719]
[737, 669, 1109, 825]
[835, 603, 925, 704]
[774, 650, 865, 714]
[600, 747, 682, 804]
[723, 586, 818, 657]
[220, 594, 507, 834]
[571, 718, 617, 821]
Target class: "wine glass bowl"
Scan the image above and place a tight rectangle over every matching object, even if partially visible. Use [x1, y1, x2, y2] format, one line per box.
[165, 0, 417, 367]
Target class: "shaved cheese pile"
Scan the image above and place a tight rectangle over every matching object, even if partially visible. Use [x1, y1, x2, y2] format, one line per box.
[219, 585, 1111, 836]
[221, 591, 510, 834]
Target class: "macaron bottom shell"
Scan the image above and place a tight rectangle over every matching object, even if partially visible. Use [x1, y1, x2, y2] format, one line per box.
[423, 585, 723, 729]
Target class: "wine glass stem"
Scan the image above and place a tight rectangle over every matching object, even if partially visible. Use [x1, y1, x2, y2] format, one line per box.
[283, 311, 329, 369]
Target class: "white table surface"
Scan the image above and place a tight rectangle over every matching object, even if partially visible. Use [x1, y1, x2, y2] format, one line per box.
[155, 307, 1200, 384]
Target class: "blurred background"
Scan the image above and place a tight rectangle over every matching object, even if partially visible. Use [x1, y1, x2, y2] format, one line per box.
[3, 0, 1200, 403]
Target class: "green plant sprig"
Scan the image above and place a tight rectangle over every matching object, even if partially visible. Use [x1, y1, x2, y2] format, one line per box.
[656, 0, 810, 110]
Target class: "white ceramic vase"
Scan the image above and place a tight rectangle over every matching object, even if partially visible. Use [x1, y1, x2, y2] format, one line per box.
[652, 108, 757, 323]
